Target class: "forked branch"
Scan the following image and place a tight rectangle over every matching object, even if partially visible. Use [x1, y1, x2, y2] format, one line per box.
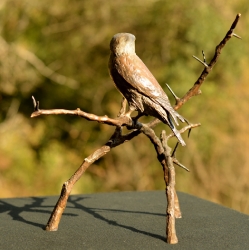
[174, 13, 241, 110]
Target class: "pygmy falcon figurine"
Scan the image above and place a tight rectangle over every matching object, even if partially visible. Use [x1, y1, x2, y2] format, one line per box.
[108, 33, 186, 146]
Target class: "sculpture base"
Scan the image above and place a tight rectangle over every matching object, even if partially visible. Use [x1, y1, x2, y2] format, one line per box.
[1, 191, 248, 249]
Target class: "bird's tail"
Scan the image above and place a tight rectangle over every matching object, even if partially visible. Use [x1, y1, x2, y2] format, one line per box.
[169, 108, 185, 126]
[167, 111, 186, 146]
[172, 127, 186, 146]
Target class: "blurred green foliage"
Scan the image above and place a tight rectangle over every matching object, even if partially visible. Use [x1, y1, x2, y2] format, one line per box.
[1, 0, 249, 214]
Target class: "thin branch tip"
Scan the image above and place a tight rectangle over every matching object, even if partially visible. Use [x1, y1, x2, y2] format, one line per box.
[188, 129, 191, 138]
[192, 55, 209, 68]
[165, 83, 180, 102]
[171, 142, 179, 157]
[32, 96, 39, 112]
[232, 33, 242, 39]
[173, 160, 190, 172]
[172, 157, 190, 172]
[201, 50, 206, 63]
[31, 95, 35, 104]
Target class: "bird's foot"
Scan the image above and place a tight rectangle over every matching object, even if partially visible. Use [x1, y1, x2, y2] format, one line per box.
[118, 108, 143, 129]
[117, 111, 133, 127]
[127, 119, 142, 130]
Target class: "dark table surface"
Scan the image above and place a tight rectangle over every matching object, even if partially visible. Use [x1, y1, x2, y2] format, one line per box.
[0, 191, 248, 249]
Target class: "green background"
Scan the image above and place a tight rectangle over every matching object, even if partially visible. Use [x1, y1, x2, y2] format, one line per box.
[1, 0, 249, 214]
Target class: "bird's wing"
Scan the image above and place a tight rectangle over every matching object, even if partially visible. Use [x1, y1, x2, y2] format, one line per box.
[115, 55, 171, 107]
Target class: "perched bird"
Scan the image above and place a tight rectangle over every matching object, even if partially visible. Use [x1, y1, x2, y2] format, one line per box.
[108, 33, 186, 146]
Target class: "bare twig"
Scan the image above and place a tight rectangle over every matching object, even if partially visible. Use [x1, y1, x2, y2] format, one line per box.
[141, 124, 180, 243]
[172, 158, 190, 172]
[160, 130, 178, 244]
[165, 83, 180, 105]
[192, 55, 209, 68]
[45, 125, 142, 231]
[202, 50, 207, 63]
[45, 145, 111, 231]
[32, 96, 39, 111]
[139, 123, 198, 164]
[166, 123, 201, 141]
[174, 13, 241, 110]
[232, 33, 241, 39]
[139, 122, 198, 243]
[31, 96, 133, 127]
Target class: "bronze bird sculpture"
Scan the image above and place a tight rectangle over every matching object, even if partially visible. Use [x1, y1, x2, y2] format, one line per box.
[108, 33, 186, 146]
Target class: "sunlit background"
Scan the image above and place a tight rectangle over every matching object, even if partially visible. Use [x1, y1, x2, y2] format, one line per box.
[1, 0, 249, 214]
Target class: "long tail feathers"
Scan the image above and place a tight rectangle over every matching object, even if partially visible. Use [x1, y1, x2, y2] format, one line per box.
[170, 109, 185, 125]
[167, 111, 186, 146]
[172, 127, 186, 146]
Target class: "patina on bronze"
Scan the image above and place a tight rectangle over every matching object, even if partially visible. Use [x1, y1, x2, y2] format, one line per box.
[108, 33, 186, 146]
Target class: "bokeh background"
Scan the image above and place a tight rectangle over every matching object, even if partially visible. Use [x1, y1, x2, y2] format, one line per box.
[1, 0, 249, 214]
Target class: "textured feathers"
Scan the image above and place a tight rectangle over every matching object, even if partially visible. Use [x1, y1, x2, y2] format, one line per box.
[108, 33, 186, 146]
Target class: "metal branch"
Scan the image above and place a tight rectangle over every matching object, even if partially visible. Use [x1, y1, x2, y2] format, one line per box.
[174, 13, 241, 111]
[171, 142, 179, 158]
[192, 55, 209, 68]
[165, 84, 180, 105]
[192, 50, 208, 68]
[232, 33, 241, 39]
[166, 123, 201, 141]
[171, 142, 190, 172]
[202, 50, 206, 63]
[45, 115, 141, 232]
[31, 96, 133, 127]
[32, 96, 39, 111]
[160, 130, 178, 243]
[172, 158, 190, 172]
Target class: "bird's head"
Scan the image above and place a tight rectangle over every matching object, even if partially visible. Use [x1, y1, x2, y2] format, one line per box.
[110, 33, 136, 56]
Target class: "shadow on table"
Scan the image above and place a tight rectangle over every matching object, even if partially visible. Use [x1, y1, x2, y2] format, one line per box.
[68, 196, 166, 241]
[0, 195, 166, 242]
[0, 197, 76, 229]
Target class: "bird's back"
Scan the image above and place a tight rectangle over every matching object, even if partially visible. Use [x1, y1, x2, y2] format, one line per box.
[110, 53, 179, 115]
